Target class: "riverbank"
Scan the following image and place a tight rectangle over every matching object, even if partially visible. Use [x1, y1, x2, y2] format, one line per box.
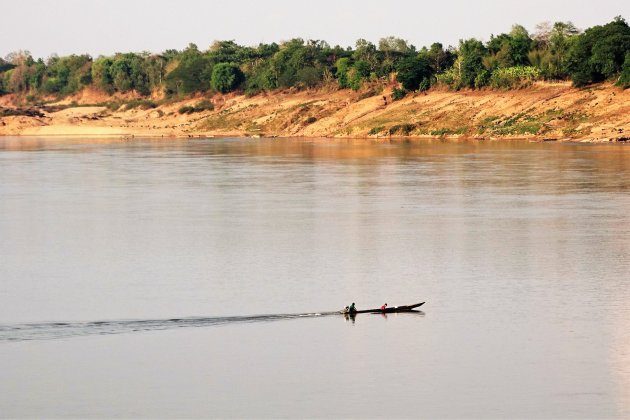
[0, 82, 628, 142]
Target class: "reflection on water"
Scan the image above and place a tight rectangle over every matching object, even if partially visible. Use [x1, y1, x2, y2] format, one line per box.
[0, 136, 629, 418]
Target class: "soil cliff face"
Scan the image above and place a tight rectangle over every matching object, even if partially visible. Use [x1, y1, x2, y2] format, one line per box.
[1, 82, 628, 141]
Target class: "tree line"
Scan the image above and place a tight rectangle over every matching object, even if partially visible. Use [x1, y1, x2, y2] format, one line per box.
[1, 17, 628, 100]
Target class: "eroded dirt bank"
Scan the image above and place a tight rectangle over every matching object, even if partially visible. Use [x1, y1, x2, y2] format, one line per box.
[1, 82, 628, 142]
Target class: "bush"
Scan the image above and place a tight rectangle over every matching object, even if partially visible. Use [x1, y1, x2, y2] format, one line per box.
[435, 67, 459, 88]
[391, 87, 407, 100]
[178, 100, 215, 114]
[178, 105, 194, 114]
[388, 123, 416, 135]
[474, 69, 490, 88]
[489, 66, 541, 89]
[368, 126, 384, 135]
[105, 101, 122, 111]
[125, 99, 158, 110]
[193, 99, 214, 112]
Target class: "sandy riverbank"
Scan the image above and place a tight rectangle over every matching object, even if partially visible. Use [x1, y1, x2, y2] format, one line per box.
[1, 82, 628, 142]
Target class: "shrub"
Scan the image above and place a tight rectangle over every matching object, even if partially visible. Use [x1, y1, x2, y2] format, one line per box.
[389, 123, 416, 135]
[368, 126, 384, 135]
[489, 66, 541, 89]
[474, 69, 490, 88]
[105, 101, 122, 111]
[178, 105, 194, 114]
[178, 100, 215, 115]
[391, 87, 407, 100]
[193, 99, 214, 112]
[435, 67, 459, 89]
[125, 99, 158, 110]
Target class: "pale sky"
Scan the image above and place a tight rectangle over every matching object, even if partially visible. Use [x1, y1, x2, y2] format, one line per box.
[2, 0, 628, 59]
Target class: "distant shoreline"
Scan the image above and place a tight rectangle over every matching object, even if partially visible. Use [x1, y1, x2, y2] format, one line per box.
[1, 82, 628, 143]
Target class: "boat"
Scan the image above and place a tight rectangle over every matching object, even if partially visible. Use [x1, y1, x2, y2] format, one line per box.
[341, 302, 425, 314]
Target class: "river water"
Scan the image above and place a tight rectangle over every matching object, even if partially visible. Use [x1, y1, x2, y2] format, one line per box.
[0, 137, 629, 418]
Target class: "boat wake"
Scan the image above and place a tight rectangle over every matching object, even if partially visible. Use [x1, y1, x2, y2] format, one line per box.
[0, 311, 338, 342]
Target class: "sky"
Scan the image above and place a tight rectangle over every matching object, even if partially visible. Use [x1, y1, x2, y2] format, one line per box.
[2, 0, 629, 59]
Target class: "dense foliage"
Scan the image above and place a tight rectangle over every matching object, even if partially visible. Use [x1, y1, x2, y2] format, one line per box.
[1, 17, 628, 100]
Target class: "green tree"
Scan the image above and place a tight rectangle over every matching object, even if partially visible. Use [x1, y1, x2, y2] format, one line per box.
[486, 25, 532, 68]
[458, 39, 487, 88]
[508, 25, 533, 66]
[144, 55, 167, 92]
[3, 51, 33, 93]
[353, 39, 378, 70]
[165, 44, 213, 95]
[567, 17, 630, 86]
[335, 57, 351, 88]
[40, 54, 92, 94]
[109, 54, 134, 92]
[295, 67, 321, 88]
[528, 21, 580, 79]
[211, 62, 244, 93]
[396, 55, 432, 91]
[427, 43, 455, 74]
[91, 57, 114, 93]
[617, 52, 630, 88]
[347, 60, 371, 90]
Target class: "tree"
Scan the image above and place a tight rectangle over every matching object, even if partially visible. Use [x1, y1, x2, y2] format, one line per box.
[567, 17, 630, 86]
[165, 45, 213, 95]
[335, 57, 351, 88]
[3, 51, 33, 93]
[109, 54, 134, 92]
[507, 25, 533, 66]
[347, 60, 371, 90]
[0, 57, 14, 73]
[486, 25, 532, 68]
[458, 39, 487, 88]
[549, 21, 580, 54]
[211, 62, 244, 93]
[427, 43, 455, 74]
[533, 22, 553, 49]
[295, 67, 321, 88]
[353, 39, 378, 70]
[144, 55, 167, 92]
[617, 52, 630, 88]
[208, 40, 255, 64]
[396, 55, 432, 91]
[527, 21, 580, 80]
[91, 57, 114, 93]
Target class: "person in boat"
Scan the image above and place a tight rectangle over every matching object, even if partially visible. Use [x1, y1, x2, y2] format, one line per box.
[381, 303, 387, 311]
[348, 302, 356, 313]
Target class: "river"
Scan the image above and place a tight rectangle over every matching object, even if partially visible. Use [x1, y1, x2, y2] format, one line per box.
[1, 137, 629, 418]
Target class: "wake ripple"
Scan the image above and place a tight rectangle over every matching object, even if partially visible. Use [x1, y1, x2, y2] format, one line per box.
[0, 312, 338, 342]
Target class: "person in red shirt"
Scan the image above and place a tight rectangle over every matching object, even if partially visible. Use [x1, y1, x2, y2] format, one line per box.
[381, 303, 388, 311]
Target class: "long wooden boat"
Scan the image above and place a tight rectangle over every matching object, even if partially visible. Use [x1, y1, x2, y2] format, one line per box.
[341, 302, 425, 314]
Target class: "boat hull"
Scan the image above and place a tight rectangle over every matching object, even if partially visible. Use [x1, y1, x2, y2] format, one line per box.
[342, 302, 424, 314]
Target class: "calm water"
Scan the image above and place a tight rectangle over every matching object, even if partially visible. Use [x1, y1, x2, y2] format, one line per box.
[1, 137, 629, 418]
